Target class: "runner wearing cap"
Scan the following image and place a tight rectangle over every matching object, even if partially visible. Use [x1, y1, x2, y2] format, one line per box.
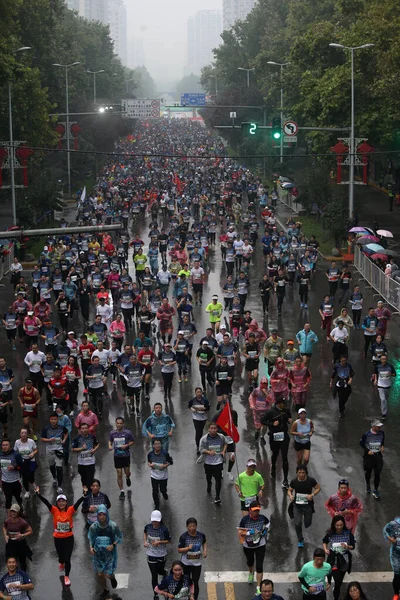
[34, 484, 86, 587]
[3, 503, 33, 571]
[298, 547, 331, 598]
[290, 409, 314, 466]
[359, 419, 385, 499]
[143, 510, 171, 598]
[235, 461, 265, 515]
[238, 501, 270, 593]
[190, 260, 205, 305]
[147, 438, 173, 510]
[205, 296, 223, 333]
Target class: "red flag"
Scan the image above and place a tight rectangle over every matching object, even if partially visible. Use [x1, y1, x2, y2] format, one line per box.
[215, 403, 240, 443]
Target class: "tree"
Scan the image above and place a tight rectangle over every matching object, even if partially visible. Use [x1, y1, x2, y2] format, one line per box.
[175, 74, 204, 98]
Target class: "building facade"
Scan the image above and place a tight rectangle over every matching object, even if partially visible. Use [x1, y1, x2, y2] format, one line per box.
[222, 0, 257, 31]
[64, 0, 127, 65]
[186, 10, 222, 75]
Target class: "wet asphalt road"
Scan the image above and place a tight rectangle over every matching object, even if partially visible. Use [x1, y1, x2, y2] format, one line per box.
[0, 203, 399, 600]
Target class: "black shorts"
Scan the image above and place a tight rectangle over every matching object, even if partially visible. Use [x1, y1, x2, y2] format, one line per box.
[192, 283, 203, 293]
[245, 359, 259, 372]
[126, 386, 141, 398]
[114, 455, 131, 469]
[142, 366, 152, 375]
[241, 495, 259, 511]
[0, 410, 7, 425]
[2, 391, 12, 402]
[227, 442, 235, 453]
[294, 441, 311, 451]
[216, 385, 231, 397]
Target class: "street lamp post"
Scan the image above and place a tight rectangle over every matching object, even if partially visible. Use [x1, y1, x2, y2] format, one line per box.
[267, 61, 290, 164]
[87, 69, 105, 104]
[210, 74, 218, 99]
[329, 43, 374, 219]
[8, 46, 31, 226]
[238, 67, 255, 89]
[53, 61, 81, 196]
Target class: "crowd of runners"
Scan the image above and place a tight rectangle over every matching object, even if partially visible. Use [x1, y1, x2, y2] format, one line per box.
[0, 119, 398, 600]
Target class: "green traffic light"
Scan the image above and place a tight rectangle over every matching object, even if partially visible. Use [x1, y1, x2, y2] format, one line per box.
[273, 132, 281, 139]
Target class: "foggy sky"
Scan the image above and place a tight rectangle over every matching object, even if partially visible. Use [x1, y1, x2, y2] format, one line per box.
[126, 0, 223, 89]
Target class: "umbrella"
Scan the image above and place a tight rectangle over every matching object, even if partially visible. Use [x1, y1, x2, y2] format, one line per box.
[365, 243, 386, 252]
[349, 227, 368, 233]
[357, 236, 380, 244]
[377, 229, 394, 238]
[370, 253, 388, 261]
[382, 249, 398, 257]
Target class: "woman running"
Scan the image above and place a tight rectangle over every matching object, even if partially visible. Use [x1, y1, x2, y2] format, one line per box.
[34, 485, 86, 587]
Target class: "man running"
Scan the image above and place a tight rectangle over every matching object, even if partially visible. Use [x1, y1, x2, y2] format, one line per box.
[109, 417, 134, 500]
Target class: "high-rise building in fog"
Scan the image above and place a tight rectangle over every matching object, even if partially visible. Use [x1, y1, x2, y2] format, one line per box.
[222, 0, 257, 31]
[64, 0, 127, 65]
[186, 10, 222, 76]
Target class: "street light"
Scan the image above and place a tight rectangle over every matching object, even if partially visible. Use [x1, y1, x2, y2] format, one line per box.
[9, 46, 32, 225]
[53, 61, 81, 196]
[267, 61, 290, 164]
[87, 69, 105, 104]
[209, 74, 218, 99]
[238, 67, 255, 89]
[329, 43, 375, 218]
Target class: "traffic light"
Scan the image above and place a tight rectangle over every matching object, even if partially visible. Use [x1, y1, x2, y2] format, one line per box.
[272, 117, 281, 140]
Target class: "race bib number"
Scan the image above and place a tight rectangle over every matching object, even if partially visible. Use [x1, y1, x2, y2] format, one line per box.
[295, 493, 309, 505]
[114, 438, 125, 448]
[244, 495, 257, 507]
[273, 432, 284, 442]
[24, 403, 35, 412]
[186, 551, 201, 560]
[56, 521, 71, 532]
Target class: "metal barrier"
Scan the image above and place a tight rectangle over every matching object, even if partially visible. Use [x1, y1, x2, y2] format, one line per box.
[277, 186, 305, 214]
[0, 245, 15, 283]
[354, 245, 400, 313]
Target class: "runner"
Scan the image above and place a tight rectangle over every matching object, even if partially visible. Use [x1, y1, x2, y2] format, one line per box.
[72, 423, 99, 488]
[40, 412, 69, 493]
[289, 409, 314, 466]
[0, 557, 34, 599]
[178, 518, 207, 600]
[188, 388, 210, 453]
[81, 479, 111, 526]
[382, 516, 400, 600]
[143, 510, 171, 599]
[3, 504, 33, 571]
[34, 485, 86, 587]
[0, 439, 23, 509]
[199, 422, 227, 505]
[238, 501, 270, 594]
[288, 465, 321, 548]
[147, 438, 173, 510]
[325, 479, 363, 534]
[359, 419, 385, 499]
[13, 428, 38, 499]
[322, 515, 355, 600]
[108, 417, 134, 500]
[88, 505, 122, 599]
[154, 560, 194, 600]
[142, 403, 175, 453]
[235, 459, 265, 516]
[298, 547, 332, 599]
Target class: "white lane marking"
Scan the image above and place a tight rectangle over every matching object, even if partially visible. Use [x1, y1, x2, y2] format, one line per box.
[115, 573, 129, 588]
[204, 571, 393, 583]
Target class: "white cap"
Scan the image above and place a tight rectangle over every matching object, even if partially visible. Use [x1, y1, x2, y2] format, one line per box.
[56, 494, 67, 501]
[246, 459, 257, 467]
[220, 324, 227, 329]
[151, 510, 162, 522]
[298, 408, 307, 414]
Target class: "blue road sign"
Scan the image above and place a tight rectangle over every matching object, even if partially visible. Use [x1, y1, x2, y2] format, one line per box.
[181, 93, 206, 106]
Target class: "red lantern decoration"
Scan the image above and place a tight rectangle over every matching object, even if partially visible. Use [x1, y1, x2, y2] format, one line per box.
[55, 123, 65, 150]
[357, 141, 375, 185]
[331, 141, 349, 184]
[0, 147, 8, 188]
[70, 123, 81, 151]
[15, 145, 34, 187]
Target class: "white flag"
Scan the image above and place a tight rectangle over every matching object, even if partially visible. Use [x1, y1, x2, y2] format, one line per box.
[80, 186, 86, 203]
